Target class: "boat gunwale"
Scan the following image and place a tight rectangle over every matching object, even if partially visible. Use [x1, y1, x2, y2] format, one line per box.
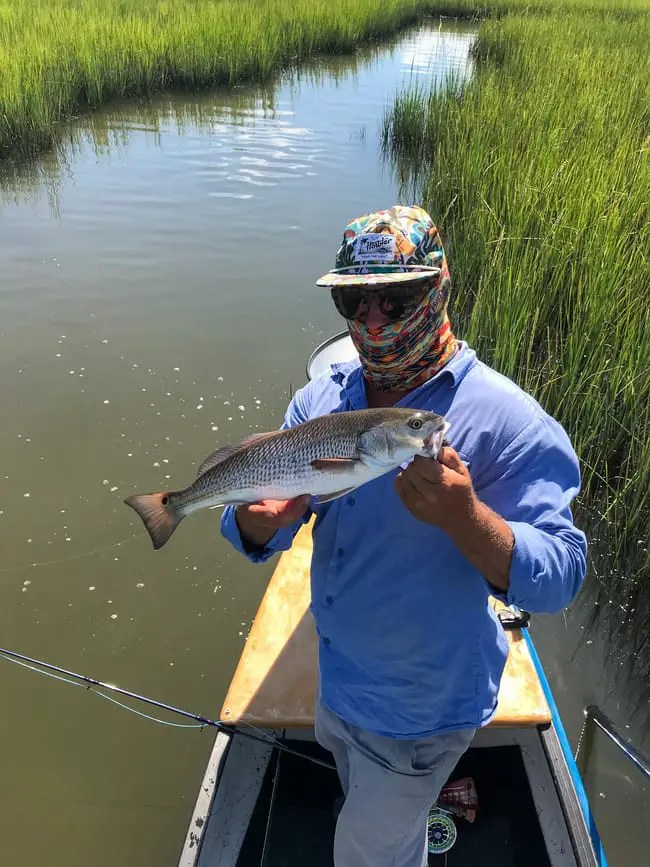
[525, 632, 607, 867]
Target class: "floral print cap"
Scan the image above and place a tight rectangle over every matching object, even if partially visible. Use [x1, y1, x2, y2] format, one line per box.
[316, 205, 446, 288]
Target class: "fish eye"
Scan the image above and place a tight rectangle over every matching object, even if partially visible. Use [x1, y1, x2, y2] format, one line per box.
[408, 417, 423, 430]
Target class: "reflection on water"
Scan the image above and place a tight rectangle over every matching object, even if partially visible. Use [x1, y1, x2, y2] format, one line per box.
[401, 21, 474, 80]
[531, 568, 649, 867]
[0, 25, 475, 216]
[581, 513, 650, 706]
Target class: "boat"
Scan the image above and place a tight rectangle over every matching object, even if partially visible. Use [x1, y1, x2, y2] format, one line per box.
[177, 332, 609, 867]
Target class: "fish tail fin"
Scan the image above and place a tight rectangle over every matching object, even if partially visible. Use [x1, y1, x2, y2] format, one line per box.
[124, 492, 183, 550]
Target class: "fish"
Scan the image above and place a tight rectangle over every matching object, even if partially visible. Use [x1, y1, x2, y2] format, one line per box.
[124, 407, 449, 550]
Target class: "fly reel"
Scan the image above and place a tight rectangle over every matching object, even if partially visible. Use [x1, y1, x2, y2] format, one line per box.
[427, 807, 457, 855]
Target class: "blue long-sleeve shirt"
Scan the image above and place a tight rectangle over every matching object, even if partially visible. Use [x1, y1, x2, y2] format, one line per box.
[221, 343, 587, 738]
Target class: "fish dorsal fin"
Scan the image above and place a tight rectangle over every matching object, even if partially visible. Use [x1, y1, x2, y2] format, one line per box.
[196, 430, 279, 477]
[240, 431, 280, 447]
[196, 445, 241, 478]
[311, 458, 360, 472]
[313, 486, 358, 505]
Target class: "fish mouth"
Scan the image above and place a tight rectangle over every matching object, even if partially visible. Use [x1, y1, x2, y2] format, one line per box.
[423, 435, 437, 456]
[424, 422, 450, 457]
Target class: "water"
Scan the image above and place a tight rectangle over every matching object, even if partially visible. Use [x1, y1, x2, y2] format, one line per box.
[0, 20, 645, 867]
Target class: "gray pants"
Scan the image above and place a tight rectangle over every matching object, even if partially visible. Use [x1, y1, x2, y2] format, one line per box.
[315, 701, 475, 867]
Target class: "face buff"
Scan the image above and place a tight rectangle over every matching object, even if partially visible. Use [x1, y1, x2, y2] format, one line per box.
[348, 263, 457, 392]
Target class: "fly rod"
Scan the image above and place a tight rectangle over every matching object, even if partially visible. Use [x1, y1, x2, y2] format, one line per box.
[0, 644, 335, 771]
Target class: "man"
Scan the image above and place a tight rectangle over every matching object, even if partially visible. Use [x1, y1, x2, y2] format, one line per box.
[221, 205, 587, 866]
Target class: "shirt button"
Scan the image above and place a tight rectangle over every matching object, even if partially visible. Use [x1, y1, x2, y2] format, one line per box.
[325, 595, 333, 605]
[323, 637, 330, 646]
[337, 547, 345, 556]
[346, 497, 355, 506]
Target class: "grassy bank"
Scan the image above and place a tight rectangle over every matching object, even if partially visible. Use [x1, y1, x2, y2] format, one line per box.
[383, 8, 649, 641]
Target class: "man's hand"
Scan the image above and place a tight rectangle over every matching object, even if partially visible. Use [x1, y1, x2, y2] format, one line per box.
[395, 447, 514, 590]
[394, 447, 478, 531]
[235, 496, 311, 550]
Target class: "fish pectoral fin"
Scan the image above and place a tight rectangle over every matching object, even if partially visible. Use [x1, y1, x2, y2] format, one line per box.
[196, 445, 241, 477]
[313, 487, 358, 505]
[311, 458, 360, 472]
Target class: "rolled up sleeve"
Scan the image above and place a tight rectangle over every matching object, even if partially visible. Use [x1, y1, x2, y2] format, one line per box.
[481, 417, 587, 613]
[221, 508, 311, 563]
[507, 519, 586, 613]
[220, 384, 313, 563]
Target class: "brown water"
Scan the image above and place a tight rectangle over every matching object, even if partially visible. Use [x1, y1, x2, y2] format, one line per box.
[0, 20, 646, 867]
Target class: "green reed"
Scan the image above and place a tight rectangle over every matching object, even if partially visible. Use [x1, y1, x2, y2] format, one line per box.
[383, 9, 649, 607]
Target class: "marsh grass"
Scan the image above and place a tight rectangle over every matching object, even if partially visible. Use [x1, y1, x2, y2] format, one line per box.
[383, 10, 650, 641]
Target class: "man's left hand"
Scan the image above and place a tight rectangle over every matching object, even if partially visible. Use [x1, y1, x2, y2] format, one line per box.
[395, 447, 478, 531]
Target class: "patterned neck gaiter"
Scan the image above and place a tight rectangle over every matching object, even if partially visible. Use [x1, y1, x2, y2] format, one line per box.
[348, 265, 457, 392]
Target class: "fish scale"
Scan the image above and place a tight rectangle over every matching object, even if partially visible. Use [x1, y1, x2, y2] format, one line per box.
[192, 420, 361, 502]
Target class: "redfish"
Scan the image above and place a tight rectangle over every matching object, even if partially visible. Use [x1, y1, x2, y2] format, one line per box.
[125, 408, 448, 549]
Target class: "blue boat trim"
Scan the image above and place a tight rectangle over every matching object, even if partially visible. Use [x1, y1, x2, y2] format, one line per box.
[524, 631, 608, 867]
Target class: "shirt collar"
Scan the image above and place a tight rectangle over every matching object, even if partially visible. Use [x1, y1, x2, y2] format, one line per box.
[330, 341, 476, 407]
[435, 341, 477, 387]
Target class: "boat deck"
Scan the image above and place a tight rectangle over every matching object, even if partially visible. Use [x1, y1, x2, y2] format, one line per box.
[236, 738, 551, 866]
[221, 520, 551, 730]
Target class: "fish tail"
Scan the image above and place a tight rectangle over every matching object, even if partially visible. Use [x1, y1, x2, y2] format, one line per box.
[124, 492, 183, 550]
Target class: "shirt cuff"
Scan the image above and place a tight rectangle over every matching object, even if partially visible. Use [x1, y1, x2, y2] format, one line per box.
[506, 519, 573, 613]
[220, 505, 300, 563]
[504, 520, 538, 608]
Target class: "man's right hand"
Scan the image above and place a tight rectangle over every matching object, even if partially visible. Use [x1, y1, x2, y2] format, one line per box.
[235, 496, 312, 549]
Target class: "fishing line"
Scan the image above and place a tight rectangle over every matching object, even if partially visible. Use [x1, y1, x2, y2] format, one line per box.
[0, 535, 138, 574]
[93, 691, 206, 729]
[0, 646, 336, 770]
[0, 652, 202, 729]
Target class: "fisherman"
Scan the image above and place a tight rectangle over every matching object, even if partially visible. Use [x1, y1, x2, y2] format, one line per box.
[221, 205, 587, 867]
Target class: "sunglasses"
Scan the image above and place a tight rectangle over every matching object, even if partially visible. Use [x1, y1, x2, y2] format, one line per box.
[330, 279, 436, 322]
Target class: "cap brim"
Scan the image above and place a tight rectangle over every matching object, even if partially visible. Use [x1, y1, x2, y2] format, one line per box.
[316, 266, 440, 289]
